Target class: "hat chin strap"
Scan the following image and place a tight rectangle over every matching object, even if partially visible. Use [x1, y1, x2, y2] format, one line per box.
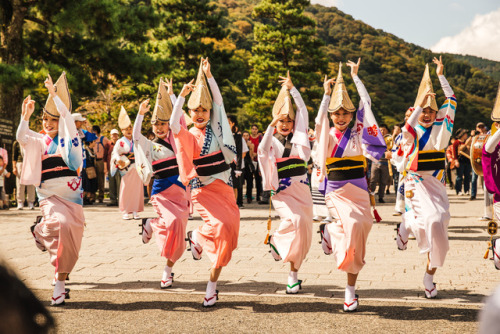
[417, 120, 433, 128]
[45, 129, 58, 137]
[194, 120, 209, 127]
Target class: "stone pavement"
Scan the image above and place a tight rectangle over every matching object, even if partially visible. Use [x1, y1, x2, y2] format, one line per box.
[1, 187, 498, 307]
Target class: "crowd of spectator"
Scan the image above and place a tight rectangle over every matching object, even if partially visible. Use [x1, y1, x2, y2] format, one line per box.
[0, 116, 494, 214]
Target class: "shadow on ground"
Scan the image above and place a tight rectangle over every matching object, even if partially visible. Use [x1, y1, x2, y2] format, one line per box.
[44, 292, 479, 323]
[63, 279, 486, 304]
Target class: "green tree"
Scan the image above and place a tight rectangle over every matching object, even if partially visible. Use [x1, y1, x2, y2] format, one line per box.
[1, 0, 158, 139]
[152, 0, 246, 113]
[245, 0, 327, 127]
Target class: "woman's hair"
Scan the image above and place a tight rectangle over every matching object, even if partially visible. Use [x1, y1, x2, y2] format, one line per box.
[227, 115, 238, 133]
[0, 260, 55, 333]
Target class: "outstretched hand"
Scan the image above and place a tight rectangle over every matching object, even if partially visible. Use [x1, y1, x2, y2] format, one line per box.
[419, 90, 436, 109]
[44, 74, 56, 97]
[433, 55, 444, 76]
[180, 79, 195, 98]
[164, 78, 174, 96]
[202, 57, 212, 78]
[139, 99, 150, 115]
[22, 95, 35, 121]
[346, 58, 361, 77]
[278, 71, 294, 90]
[323, 75, 335, 95]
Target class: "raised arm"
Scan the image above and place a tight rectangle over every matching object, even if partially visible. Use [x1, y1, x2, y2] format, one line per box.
[316, 75, 334, 126]
[348, 58, 371, 106]
[16, 96, 42, 146]
[166, 78, 177, 106]
[203, 58, 223, 106]
[207, 77, 222, 106]
[259, 125, 275, 154]
[170, 80, 194, 135]
[439, 75, 454, 98]
[353, 75, 370, 106]
[290, 87, 307, 130]
[432, 56, 457, 150]
[316, 94, 331, 126]
[133, 99, 150, 142]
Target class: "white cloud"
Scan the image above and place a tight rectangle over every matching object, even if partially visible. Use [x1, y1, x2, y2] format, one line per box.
[431, 8, 500, 62]
[310, 0, 339, 7]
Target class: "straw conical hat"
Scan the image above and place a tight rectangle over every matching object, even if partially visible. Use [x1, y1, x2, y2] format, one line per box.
[118, 106, 131, 129]
[328, 63, 356, 113]
[187, 60, 212, 111]
[414, 64, 438, 111]
[43, 72, 72, 118]
[151, 78, 173, 124]
[491, 82, 500, 121]
[272, 85, 295, 121]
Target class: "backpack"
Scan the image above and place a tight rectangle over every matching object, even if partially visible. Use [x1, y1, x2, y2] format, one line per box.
[94, 136, 106, 159]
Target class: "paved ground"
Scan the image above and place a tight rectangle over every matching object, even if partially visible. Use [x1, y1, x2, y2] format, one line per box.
[0, 187, 498, 333]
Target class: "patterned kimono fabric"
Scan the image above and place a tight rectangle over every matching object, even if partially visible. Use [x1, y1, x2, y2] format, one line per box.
[17, 95, 84, 305]
[111, 136, 144, 215]
[257, 86, 313, 293]
[393, 75, 456, 269]
[172, 76, 240, 269]
[482, 127, 500, 269]
[316, 75, 386, 275]
[134, 111, 189, 265]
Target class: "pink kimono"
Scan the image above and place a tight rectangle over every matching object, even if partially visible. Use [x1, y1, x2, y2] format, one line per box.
[170, 77, 240, 269]
[258, 87, 313, 270]
[133, 95, 189, 263]
[111, 136, 144, 214]
[315, 75, 386, 274]
[17, 96, 85, 274]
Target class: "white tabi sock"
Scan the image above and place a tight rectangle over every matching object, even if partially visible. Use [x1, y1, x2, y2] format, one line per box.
[206, 281, 217, 297]
[399, 221, 409, 240]
[192, 229, 199, 245]
[53, 280, 65, 298]
[423, 273, 434, 289]
[323, 224, 332, 244]
[345, 284, 355, 302]
[162, 265, 173, 281]
[288, 271, 298, 286]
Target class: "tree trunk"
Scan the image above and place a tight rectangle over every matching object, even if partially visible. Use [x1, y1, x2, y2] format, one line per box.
[0, 0, 26, 143]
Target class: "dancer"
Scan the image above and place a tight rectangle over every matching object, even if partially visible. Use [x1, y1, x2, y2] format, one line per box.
[311, 132, 334, 223]
[483, 121, 500, 269]
[391, 108, 414, 216]
[392, 56, 457, 298]
[133, 78, 190, 288]
[258, 71, 313, 294]
[170, 58, 240, 307]
[110, 106, 144, 220]
[315, 59, 386, 311]
[17, 73, 84, 306]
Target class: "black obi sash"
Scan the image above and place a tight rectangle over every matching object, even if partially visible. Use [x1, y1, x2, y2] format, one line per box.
[417, 150, 445, 171]
[41, 156, 78, 182]
[193, 150, 230, 177]
[276, 157, 307, 179]
[152, 157, 179, 179]
[326, 156, 366, 181]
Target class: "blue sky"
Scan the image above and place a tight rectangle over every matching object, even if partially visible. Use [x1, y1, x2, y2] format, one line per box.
[311, 0, 500, 61]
